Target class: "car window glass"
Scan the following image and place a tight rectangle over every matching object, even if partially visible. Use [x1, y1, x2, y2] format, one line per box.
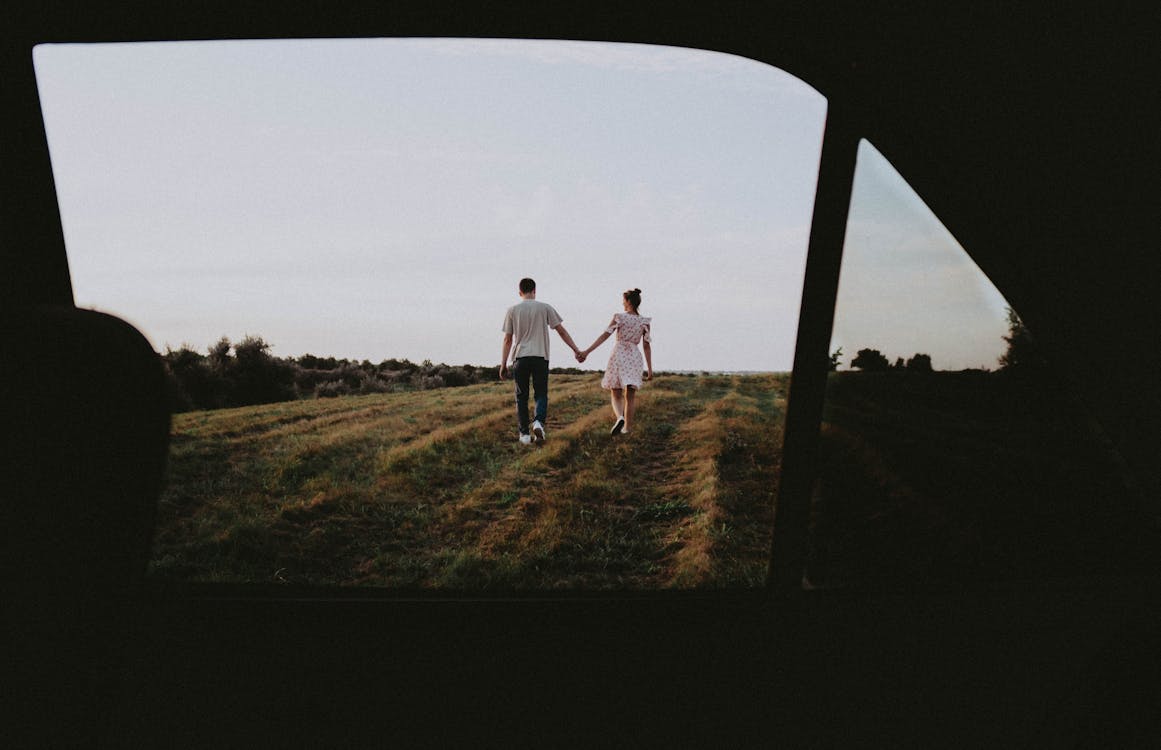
[34, 38, 826, 589]
[809, 140, 1151, 588]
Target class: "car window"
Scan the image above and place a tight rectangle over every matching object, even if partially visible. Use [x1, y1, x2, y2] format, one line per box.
[34, 38, 825, 589]
[808, 140, 1152, 588]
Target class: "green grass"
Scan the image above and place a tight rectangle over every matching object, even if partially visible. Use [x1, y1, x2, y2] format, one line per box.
[150, 373, 788, 589]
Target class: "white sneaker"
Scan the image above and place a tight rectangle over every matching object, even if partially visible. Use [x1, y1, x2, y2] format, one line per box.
[519, 433, 532, 445]
[531, 420, 545, 444]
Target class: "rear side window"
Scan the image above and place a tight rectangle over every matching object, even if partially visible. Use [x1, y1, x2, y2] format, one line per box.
[808, 140, 1153, 588]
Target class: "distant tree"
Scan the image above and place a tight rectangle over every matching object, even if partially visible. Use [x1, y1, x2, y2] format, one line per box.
[380, 358, 416, 373]
[298, 353, 339, 370]
[163, 345, 227, 411]
[229, 335, 297, 406]
[998, 306, 1044, 372]
[208, 336, 232, 375]
[893, 357, 906, 370]
[850, 348, 890, 371]
[906, 353, 933, 372]
[828, 347, 843, 371]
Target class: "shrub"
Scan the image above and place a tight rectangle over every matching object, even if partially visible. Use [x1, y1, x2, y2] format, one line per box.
[294, 367, 337, 393]
[164, 333, 520, 410]
[315, 380, 352, 398]
[163, 345, 227, 411]
[438, 366, 470, 387]
[298, 353, 339, 370]
[380, 358, 417, 374]
[357, 374, 394, 395]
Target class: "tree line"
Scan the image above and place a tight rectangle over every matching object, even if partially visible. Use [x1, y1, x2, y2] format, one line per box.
[167, 308, 1041, 413]
[162, 336, 583, 413]
[829, 307, 1042, 374]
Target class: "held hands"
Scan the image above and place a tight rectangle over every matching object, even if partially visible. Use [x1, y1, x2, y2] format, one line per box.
[574, 348, 587, 363]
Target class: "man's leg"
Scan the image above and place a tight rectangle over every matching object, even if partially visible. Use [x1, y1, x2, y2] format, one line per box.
[531, 358, 549, 426]
[513, 357, 532, 435]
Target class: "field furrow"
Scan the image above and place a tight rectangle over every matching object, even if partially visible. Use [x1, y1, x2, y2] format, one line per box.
[150, 373, 787, 588]
[435, 388, 692, 589]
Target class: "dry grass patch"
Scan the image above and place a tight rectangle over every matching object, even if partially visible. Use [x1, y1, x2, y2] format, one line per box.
[151, 373, 787, 588]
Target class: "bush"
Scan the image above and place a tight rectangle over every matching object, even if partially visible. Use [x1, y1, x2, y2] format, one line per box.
[163, 345, 227, 411]
[315, 380, 351, 398]
[438, 366, 470, 387]
[298, 353, 338, 370]
[379, 358, 417, 374]
[165, 333, 518, 410]
[357, 374, 394, 395]
[294, 367, 337, 393]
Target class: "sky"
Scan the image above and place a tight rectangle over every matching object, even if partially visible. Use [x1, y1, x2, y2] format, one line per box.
[831, 141, 1010, 371]
[33, 38, 1007, 372]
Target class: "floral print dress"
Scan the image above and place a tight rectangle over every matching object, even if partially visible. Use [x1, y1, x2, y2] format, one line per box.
[600, 312, 651, 390]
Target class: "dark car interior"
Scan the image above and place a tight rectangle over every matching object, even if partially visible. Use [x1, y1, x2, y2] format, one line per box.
[5, 3, 1160, 747]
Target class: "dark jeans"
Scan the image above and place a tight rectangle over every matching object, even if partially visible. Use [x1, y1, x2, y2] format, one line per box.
[512, 356, 549, 434]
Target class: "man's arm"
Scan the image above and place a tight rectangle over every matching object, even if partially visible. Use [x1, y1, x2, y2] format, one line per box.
[552, 324, 582, 358]
[499, 332, 513, 379]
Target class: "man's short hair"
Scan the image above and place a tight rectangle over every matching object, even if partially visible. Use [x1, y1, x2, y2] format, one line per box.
[519, 278, 536, 294]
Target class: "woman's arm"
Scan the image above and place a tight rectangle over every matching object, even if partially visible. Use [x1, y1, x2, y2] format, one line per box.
[583, 330, 612, 357]
[643, 339, 653, 380]
[582, 316, 617, 357]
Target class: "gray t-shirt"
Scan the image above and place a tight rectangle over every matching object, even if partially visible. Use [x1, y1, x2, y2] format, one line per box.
[502, 299, 563, 362]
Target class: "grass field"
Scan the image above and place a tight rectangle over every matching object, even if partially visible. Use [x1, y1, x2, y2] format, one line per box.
[149, 373, 786, 589]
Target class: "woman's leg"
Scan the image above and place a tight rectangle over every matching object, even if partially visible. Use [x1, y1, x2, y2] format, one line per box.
[610, 388, 626, 434]
[610, 389, 624, 419]
[624, 386, 637, 433]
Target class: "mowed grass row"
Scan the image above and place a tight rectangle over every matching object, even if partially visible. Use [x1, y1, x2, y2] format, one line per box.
[150, 373, 788, 589]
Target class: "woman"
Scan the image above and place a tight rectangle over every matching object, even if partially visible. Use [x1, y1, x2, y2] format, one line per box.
[580, 288, 653, 435]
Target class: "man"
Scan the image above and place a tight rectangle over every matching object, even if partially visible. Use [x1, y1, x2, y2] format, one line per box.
[500, 277, 583, 445]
